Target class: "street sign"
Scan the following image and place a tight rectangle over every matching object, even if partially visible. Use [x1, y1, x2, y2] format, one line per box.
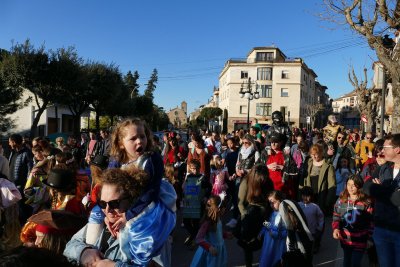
[306, 116, 311, 123]
[361, 114, 368, 123]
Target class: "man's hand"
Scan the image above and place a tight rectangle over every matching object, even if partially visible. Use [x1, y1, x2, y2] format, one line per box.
[80, 248, 103, 267]
[372, 178, 381, 185]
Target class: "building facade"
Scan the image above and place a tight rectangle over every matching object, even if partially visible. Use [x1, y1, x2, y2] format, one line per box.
[332, 91, 360, 129]
[218, 47, 329, 132]
[167, 101, 188, 128]
[6, 90, 89, 137]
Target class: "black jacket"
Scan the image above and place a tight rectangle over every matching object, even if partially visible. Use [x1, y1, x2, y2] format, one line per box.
[363, 162, 400, 232]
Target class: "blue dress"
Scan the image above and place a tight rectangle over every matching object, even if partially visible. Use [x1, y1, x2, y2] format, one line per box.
[259, 211, 287, 267]
[190, 220, 227, 267]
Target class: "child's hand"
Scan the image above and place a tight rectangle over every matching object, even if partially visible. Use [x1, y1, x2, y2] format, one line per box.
[332, 229, 341, 240]
[263, 221, 271, 229]
[105, 213, 127, 237]
[209, 246, 218, 256]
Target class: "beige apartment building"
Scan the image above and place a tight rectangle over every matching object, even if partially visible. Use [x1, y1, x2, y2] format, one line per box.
[218, 47, 329, 132]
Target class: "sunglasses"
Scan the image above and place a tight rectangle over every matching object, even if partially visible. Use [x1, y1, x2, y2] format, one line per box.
[366, 137, 372, 139]
[98, 196, 130, 210]
[337, 136, 343, 139]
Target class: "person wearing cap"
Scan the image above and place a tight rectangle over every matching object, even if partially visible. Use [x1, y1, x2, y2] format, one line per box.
[261, 134, 286, 189]
[26, 210, 86, 255]
[250, 124, 265, 151]
[43, 168, 85, 216]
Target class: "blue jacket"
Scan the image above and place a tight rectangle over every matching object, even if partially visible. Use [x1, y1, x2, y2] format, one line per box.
[8, 147, 33, 190]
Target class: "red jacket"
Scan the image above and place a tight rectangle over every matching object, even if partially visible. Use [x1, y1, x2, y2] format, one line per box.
[267, 151, 285, 190]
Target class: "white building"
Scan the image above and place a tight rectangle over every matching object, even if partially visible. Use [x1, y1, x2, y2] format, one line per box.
[218, 47, 328, 132]
[332, 90, 360, 129]
[7, 90, 89, 137]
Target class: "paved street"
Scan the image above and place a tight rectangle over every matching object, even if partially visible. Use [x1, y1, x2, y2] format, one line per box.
[171, 211, 351, 267]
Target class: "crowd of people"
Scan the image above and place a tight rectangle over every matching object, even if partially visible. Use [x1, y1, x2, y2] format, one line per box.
[0, 113, 399, 267]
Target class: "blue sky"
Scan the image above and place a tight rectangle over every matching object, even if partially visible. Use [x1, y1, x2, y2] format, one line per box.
[1, 0, 376, 114]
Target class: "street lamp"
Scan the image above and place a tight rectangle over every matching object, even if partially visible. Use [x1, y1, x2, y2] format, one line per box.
[239, 77, 259, 130]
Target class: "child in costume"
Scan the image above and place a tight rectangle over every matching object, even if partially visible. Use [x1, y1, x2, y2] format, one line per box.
[259, 190, 287, 267]
[86, 118, 176, 266]
[190, 193, 229, 267]
[210, 155, 229, 196]
[182, 159, 211, 247]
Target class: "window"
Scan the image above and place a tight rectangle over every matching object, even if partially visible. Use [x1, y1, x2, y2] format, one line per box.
[281, 70, 289, 79]
[281, 88, 289, 97]
[241, 71, 248, 79]
[256, 52, 274, 62]
[256, 103, 272, 116]
[240, 105, 247, 114]
[257, 67, 272, 80]
[257, 84, 272, 98]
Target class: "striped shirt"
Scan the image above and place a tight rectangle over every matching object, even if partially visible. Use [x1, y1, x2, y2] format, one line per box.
[332, 198, 373, 251]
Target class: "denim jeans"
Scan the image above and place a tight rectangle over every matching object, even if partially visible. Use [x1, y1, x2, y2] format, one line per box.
[372, 226, 400, 267]
[342, 246, 364, 267]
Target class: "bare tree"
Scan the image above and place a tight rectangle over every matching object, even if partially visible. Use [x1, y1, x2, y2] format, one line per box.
[322, 0, 400, 132]
[306, 103, 324, 129]
[348, 67, 379, 132]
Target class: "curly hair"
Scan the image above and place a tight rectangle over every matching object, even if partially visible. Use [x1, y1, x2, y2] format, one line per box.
[100, 166, 149, 201]
[164, 163, 176, 185]
[90, 165, 104, 185]
[110, 118, 154, 163]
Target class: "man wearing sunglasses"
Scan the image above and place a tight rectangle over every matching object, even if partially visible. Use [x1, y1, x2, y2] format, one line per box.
[363, 134, 400, 267]
[328, 132, 356, 170]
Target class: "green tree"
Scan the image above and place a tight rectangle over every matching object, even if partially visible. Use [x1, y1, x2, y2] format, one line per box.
[200, 107, 223, 120]
[86, 62, 124, 130]
[148, 105, 170, 131]
[50, 47, 88, 136]
[1, 40, 57, 137]
[0, 49, 23, 131]
[124, 70, 140, 98]
[144, 68, 158, 99]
